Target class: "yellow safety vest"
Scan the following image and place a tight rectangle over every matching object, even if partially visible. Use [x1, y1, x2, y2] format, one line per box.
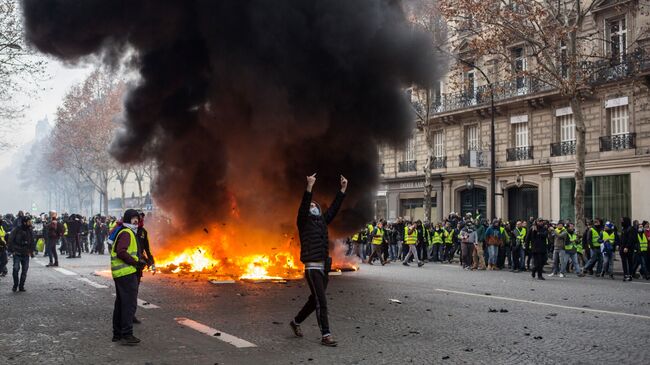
[110, 229, 139, 278]
[516, 227, 527, 242]
[591, 228, 601, 248]
[64, 223, 69, 236]
[404, 227, 418, 245]
[352, 233, 360, 242]
[432, 231, 443, 245]
[109, 222, 117, 231]
[639, 234, 648, 252]
[444, 229, 454, 245]
[602, 231, 615, 243]
[371, 228, 384, 245]
[0, 226, 5, 240]
[565, 232, 576, 251]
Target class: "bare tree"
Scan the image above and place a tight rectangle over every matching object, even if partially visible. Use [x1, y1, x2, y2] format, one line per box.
[407, 0, 448, 223]
[0, 0, 48, 149]
[114, 166, 131, 210]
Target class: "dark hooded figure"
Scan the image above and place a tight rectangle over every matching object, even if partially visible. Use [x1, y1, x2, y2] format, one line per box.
[619, 217, 637, 281]
[8, 215, 35, 292]
[290, 173, 346, 347]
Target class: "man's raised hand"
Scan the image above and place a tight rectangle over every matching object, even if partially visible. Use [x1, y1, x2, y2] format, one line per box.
[340, 175, 348, 193]
[306, 173, 316, 192]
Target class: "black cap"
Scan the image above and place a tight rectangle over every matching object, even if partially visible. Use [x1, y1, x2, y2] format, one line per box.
[122, 209, 139, 224]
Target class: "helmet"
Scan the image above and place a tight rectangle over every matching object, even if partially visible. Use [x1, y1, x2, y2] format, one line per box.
[605, 222, 615, 230]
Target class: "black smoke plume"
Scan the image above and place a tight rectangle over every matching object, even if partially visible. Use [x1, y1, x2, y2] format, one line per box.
[22, 0, 438, 232]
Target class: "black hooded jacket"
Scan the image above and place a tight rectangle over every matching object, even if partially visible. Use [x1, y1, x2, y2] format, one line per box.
[9, 223, 35, 256]
[297, 190, 345, 264]
[620, 217, 638, 251]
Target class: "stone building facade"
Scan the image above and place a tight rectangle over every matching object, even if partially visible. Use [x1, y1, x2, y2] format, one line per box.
[377, 1, 650, 224]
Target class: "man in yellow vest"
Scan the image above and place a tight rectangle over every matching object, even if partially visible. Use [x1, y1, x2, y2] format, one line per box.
[563, 223, 584, 277]
[633, 222, 648, 280]
[111, 209, 146, 346]
[367, 221, 387, 265]
[583, 219, 604, 275]
[403, 223, 423, 267]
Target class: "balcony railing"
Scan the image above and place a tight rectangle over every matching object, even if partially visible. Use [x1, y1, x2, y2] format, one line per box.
[550, 141, 576, 157]
[432, 156, 447, 169]
[411, 48, 649, 116]
[398, 160, 417, 173]
[506, 146, 534, 161]
[378, 163, 385, 174]
[600, 133, 636, 152]
[458, 150, 486, 168]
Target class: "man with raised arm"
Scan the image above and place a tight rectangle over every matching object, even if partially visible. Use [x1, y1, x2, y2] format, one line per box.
[290, 173, 347, 347]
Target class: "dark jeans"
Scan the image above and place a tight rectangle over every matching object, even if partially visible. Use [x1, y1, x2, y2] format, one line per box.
[47, 238, 59, 264]
[295, 269, 330, 336]
[12, 254, 30, 288]
[417, 241, 428, 261]
[620, 251, 634, 277]
[461, 243, 473, 268]
[532, 253, 545, 278]
[368, 244, 385, 264]
[0, 249, 7, 274]
[113, 273, 139, 337]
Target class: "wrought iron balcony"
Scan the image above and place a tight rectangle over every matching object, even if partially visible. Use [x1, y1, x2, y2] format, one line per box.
[432, 157, 447, 169]
[458, 150, 486, 167]
[550, 141, 576, 157]
[398, 160, 417, 173]
[378, 163, 385, 175]
[506, 146, 534, 161]
[600, 133, 636, 152]
[411, 48, 649, 116]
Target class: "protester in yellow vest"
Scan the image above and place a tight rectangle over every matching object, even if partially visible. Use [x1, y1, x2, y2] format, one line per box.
[635, 223, 648, 280]
[403, 223, 423, 267]
[111, 209, 146, 346]
[562, 223, 584, 277]
[429, 223, 444, 262]
[0, 217, 8, 277]
[367, 221, 386, 266]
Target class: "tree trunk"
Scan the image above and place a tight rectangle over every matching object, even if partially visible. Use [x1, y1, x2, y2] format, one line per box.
[571, 96, 587, 235]
[136, 179, 143, 209]
[102, 176, 109, 217]
[119, 180, 126, 210]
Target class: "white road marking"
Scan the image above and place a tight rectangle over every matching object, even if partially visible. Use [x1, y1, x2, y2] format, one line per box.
[435, 288, 650, 320]
[175, 317, 257, 348]
[33, 259, 47, 266]
[54, 268, 77, 276]
[77, 277, 108, 289]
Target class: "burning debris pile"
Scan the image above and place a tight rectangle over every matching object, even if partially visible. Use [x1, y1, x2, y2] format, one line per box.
[21, 0, 438, 276]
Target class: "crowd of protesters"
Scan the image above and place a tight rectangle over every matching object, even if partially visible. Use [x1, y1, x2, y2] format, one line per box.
[347, 212, 649, 281]
[0, 210, 158, 294]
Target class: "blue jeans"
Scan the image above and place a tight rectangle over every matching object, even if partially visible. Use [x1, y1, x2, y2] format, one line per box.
[563, 251, 582, 275]
[389, 244, 398, 261]
[12, 254, 30, 289]
[635, 253, 647, 276]
[518, 245, 525, 270]
[552, 249, 566, 274]
[487, 245, 498, 265]
[584, 249, 603, 274]
[602, 252, 614, 275]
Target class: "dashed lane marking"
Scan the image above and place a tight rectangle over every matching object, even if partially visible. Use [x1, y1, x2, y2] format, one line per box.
[175, 317, 257, 348]
[435, 288, 650, 320]
[54, 267, 78, 276]
[77, 277, 108, 289]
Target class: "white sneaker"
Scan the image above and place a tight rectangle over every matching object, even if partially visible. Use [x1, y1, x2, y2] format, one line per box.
[559, 273, 565, 278]
[548, 273, 555, 277]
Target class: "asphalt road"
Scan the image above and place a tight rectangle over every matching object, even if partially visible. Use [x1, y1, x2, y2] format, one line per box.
[1, 254, 648, 365]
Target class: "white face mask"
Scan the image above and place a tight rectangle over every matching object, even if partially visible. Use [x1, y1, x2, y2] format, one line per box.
[310, 207, 320, 216]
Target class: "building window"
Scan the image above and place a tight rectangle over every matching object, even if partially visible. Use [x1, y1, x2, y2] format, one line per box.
[609, 104, 629, 136]
[560, 175, 631, 223]
[607, 17, 627, 63]
[465, 125, 479, 151]
[512, 47, 526, 90]
[514, 122, 529, 148]
[559, 114, 575, 142]
[434, 131, 444, 158]
[404, 135, 416, 161]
